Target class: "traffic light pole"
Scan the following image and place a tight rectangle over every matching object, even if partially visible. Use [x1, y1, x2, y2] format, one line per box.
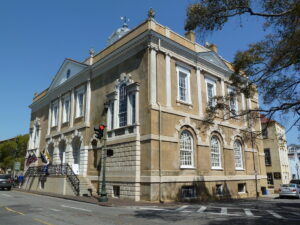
[99, 127, 108, 202]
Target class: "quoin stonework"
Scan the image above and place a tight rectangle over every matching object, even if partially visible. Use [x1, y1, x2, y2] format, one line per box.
[25, 13, 267, 201]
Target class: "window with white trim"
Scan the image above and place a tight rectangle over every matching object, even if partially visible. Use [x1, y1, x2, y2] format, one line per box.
[29, 120, 40, 149]
[180, 130, 194, 168]
[234, 140, 243, 169]
[205, 78, 216, 107]
[211, 136, 221, 169]
[62, 95, 70, 123]
[107, 80, 139, 131]
[75, 87, 85, 118]
[119, 83, 127, 127]
[108, 101, 114, 130]
[177, 66, 191, 103]
[51, 100, 59, 127]
[228, 87, 238, 115]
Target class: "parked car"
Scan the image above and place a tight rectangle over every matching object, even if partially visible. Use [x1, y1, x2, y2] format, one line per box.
[0, 174, 13, 190]
[290, 179, 300, 185]
[279, 183, 300, 198]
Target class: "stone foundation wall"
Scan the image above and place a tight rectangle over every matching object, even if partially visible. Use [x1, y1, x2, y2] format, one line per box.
[22, 176, 76, 196]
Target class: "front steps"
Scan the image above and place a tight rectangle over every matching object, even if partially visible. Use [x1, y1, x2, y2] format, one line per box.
[78, 176, 97, 196]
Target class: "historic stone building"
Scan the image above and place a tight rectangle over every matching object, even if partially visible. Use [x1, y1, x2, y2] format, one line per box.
[25, 14, 267, 201]
[261, 115, 290, 192]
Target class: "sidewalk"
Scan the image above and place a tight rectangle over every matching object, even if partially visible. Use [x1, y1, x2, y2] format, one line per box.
[13, 188, 177, 207]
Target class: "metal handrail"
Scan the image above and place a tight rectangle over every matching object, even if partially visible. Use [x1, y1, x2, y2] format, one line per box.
[24, 163, 80, 196]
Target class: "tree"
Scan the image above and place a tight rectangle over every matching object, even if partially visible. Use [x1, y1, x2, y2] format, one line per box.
[0, 134, 29, 173]
[185, 0, 300, 134]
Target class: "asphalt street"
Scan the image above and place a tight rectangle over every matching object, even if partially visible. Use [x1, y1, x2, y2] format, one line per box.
[0, 190, 300, 225]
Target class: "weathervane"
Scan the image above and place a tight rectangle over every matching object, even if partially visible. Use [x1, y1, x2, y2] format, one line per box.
[120, 16, 130, 27]
[148, 8, 155, 19]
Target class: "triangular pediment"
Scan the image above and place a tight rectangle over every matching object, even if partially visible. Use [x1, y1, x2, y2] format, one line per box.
[198, 51, 231, 72]
[48, 59, 88, 91]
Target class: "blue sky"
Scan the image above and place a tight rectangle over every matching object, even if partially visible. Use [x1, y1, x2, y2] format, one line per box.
[0, 0, 298, 144]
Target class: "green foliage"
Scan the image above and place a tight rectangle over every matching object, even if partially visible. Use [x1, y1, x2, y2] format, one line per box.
[0, 134, 29, 172]
[186, 0, 300, 132]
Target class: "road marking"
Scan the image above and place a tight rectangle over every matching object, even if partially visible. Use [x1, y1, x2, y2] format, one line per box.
[61, 204, 92, 212]
[267, 210, 284, 219]
[49, 208, 61, 212]
[244, 209, 254, 217]
[175, 205, 188, 211]
[197, 206, 207, 213]
[138, 207, 167, 211]
[291, 212, 300, 216]
[221, 207, 227, 215]
[1, 194, 12, 197]
[34, 218, 53, 225]
[5, 207, 25, 215]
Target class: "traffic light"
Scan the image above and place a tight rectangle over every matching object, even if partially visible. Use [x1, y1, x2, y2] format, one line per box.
[94, 124, 106, 140]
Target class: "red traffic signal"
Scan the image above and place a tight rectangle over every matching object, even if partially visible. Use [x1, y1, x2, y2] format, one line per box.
[94, 124, 106, 140]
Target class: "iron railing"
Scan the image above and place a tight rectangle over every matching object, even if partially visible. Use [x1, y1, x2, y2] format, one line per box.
[24, 163, 80, 196]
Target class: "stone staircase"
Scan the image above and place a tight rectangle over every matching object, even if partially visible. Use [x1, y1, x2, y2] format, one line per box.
[78, 176, 97, 196]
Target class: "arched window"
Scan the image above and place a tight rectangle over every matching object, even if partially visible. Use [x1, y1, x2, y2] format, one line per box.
[119, 83, 127, 127]
[234, 140, 243, 169]
[180, 131, 194, 167]
[211, 136, 221, 169]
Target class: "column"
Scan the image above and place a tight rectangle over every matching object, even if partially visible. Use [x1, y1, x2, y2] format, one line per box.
[53, 142, 60, 165]
[221, 79, 225, 98]
[165, 53, 171, 107]
[58, 96, 62, 132]
[65, 138, 72, 165]
[85, 79, 91, 127]
[196, 67, 203, 117]
[47, 104, 52, 135]
[70, 88, 75, 128]
[150, 48, 157, 105]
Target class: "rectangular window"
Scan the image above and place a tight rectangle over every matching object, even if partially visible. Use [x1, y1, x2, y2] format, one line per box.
[177, 66, 191, 103]
[51, 101, 59, 127]
[267, 173, 274, 185]
[131, 94, 136, 124]
[228, 88, 238, 116]
[205, 78, 216, 108]
[238, 183, 246, 193]
[215, 184, 224, 196]
[181, 186, 196, 199]
[76, 88, 85, 118]
[62, 96, 70, 123]
[113, 186, 120, 198]
[264, 148, 272, 165]
[262, 128, 268, 138]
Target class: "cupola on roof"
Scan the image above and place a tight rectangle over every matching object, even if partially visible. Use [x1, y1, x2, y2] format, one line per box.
[107, 16, 131, 46]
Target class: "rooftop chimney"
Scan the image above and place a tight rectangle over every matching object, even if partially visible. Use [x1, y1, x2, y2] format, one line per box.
[185, 31, 195, 43]
[205, 42, 218, 53]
